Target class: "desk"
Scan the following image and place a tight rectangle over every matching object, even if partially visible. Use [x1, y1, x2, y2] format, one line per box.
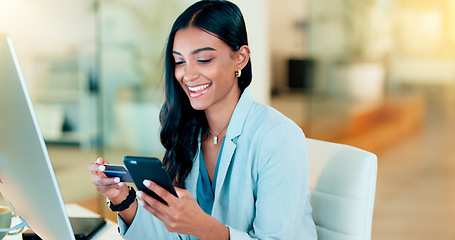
[5, 203, 122, 240]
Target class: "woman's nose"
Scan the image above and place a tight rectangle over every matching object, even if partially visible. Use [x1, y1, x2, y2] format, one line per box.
[183, 63, 200, 82]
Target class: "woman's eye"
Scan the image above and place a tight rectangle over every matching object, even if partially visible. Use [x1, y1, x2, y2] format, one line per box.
[175, 60, 185, 65]
[198, 59, 212, 63]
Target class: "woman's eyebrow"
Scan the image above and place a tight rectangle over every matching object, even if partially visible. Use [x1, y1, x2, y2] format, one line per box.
[192, 47, 216, 54]
[172, 47, 216, 56]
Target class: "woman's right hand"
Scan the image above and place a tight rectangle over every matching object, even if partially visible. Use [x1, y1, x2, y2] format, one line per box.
[88, 157, 128, 201]
[89, 157, 138, 225]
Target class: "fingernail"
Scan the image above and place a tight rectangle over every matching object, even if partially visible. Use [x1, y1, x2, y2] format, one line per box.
[99, 165, 105, 171]
[136, 191, 143, 198]
[143, 180, 151, 187]
[114, 177, 120, 183]
[96, 157, 102, 164]
[118, 182, 123, 186]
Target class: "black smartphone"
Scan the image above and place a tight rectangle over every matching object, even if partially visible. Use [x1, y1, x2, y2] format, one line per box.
[102, 164, 133, 183]
[123, 156, 177, 205]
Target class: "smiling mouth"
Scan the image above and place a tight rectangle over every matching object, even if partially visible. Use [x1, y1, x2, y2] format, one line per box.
[187, 83, 211, 97]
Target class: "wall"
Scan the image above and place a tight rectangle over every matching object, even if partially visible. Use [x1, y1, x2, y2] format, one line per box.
[232, 0, 271, 104]
[0, 0, 271, 104]
[0, 0, 96, 95]
[389, 0, 455, 87]
[269, 0, 308, 93]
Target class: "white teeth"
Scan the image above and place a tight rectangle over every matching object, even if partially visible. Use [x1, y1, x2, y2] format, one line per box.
[188, 83, 210, 92]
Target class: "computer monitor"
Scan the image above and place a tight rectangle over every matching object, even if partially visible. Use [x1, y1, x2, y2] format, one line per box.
[0, 34, 76, 240]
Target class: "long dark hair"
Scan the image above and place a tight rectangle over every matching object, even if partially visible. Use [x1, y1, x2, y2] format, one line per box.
[160, 0, 252, 188]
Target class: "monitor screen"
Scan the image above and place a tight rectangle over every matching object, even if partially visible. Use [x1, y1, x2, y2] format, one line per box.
[0, 34, 76, 240]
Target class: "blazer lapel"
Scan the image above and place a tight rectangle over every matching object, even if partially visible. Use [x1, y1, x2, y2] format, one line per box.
[185, 135, 201, 200]
[213, 136, 238, 198]
[213, 89, 255, 201]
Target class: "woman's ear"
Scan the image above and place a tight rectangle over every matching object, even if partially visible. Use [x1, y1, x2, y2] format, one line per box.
[236, 45, 250, 70]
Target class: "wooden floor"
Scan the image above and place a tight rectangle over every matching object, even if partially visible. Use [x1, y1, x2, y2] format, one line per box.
[371, 89, 455, 239]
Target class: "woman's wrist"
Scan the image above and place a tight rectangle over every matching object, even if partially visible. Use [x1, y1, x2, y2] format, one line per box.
[110, 186, 131, 205]
[107, 186, 136, 212]
[198, 215, 229, 240]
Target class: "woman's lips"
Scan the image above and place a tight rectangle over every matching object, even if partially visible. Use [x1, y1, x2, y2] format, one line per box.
[187, 83, 211, 98]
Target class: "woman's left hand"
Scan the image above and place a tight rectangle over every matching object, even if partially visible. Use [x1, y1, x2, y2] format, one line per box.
[137, 180, 229, 240]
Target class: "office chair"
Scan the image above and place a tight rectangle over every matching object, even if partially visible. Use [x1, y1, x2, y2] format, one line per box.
[306, 138, 378, 240]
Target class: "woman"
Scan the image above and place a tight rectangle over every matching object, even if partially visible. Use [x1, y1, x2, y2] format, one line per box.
[89, 1, 317, 239]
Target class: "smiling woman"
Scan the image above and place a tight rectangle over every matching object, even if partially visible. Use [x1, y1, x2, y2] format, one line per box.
[88, 1, 317, 239]
[172, 26, 248, 113]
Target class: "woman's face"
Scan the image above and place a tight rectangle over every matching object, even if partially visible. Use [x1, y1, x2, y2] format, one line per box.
[172, 26, 246, 112]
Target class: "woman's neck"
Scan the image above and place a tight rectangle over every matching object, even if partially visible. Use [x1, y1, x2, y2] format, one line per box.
[204, 90, 241, 135]
[205, 104, 234, 135]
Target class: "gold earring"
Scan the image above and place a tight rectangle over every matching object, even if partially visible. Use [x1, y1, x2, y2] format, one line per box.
[235, 69, 242, 78]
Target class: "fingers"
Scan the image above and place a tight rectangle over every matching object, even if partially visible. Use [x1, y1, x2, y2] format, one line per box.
[97, 157, 109, 165]
[91, 175, 121, 186]
[145, 180, 178, 205]
[87, 157, 133, 201]
[88, 157, 109, 175]
[137, 180, 177, 213]
[137, 191, 168, 220]
[137, 184, 203, 235]
[89, 157, 119, 189]
[174, 187, 189, 198]
[88, 163, 102, 174]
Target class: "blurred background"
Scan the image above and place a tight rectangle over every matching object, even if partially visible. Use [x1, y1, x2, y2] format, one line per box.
[1, 0, 454, 239]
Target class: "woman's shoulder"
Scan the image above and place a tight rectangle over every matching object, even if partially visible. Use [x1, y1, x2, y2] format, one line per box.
[248, 101, 303, 134]
[242, 101, 308, 171]
[230, 89, 305, 142]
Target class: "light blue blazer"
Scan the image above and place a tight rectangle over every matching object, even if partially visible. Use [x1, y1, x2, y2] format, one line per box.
[119, 89, 317, 239]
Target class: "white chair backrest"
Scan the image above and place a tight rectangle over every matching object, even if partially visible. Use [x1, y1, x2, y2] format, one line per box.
[306, 138, 378, 240]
